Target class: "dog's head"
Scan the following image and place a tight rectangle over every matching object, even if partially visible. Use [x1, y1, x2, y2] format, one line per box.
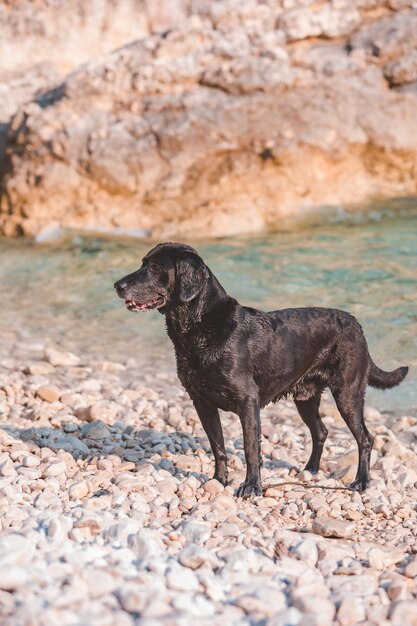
[114, 242, 210, 313]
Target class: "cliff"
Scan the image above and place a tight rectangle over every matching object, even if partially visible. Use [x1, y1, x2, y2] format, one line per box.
[1, 0, 417, 238]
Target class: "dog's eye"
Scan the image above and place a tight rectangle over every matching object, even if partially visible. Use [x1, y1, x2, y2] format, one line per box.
[148, 262, 159, 272]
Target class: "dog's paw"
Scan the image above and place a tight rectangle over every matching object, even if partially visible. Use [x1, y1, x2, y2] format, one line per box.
[303, 463, 319, 475]
[213, 473, 228, 486]
[350, 477, 370, 492]
[235, 477, 262, 499]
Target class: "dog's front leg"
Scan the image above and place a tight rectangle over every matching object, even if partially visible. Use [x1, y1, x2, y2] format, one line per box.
[236, 396, 262, 498]
[193, 397, 228, 485]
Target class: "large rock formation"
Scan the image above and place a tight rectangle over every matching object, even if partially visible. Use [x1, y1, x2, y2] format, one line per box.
[0, 0, 158, 214]
[1, 0, 417, 238]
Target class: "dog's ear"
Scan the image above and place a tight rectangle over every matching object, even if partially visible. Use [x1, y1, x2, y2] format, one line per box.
[177, 254, 209, 303]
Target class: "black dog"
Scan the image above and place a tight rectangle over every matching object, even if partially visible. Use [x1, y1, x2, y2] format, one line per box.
[114, 242, 408, 497]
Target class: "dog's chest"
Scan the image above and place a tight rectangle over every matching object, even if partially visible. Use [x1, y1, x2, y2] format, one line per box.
[176, 352, 235, 410]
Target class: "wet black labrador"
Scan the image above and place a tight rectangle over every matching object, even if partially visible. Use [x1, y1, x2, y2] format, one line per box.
[114, 242, 408, 497]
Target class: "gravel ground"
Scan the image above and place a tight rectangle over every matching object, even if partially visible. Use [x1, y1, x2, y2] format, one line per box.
[0, 332, 416, 626]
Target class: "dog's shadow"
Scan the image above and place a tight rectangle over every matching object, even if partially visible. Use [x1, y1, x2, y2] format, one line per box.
[0, 421, 233, 483]
[1, 409, 298, 482]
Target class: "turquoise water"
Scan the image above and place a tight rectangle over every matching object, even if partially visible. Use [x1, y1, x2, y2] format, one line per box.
[1, 200, 416, 414]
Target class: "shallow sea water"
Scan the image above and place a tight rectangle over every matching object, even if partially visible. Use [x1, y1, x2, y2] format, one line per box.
[1, 198, 416, 414]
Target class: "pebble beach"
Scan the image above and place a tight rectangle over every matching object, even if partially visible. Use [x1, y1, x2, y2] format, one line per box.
[0, 332, 416, 626]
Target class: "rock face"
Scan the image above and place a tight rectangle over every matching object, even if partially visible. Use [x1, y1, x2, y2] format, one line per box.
[0, 0, 158, 180]
[1, 1, 417, 238]
[0, 0, 158, 120]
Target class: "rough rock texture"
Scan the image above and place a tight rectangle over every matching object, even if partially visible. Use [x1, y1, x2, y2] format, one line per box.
[1, 331, 417, 625]
[0, 0, 175, 188]
[1, 1, 417, 238]
[0, 0, 161, 119]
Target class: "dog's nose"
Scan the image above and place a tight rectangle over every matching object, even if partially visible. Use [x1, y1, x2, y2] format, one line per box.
[114, 279, 128, 295]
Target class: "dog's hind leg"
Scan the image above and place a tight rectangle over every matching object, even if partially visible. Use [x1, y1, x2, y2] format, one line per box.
[332, 385, 374, 492]
[294, 390, 327, 474]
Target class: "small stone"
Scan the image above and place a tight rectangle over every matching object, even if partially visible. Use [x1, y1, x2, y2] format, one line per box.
[0, 566, 29, 590]
[337, 597, 366, 625]
[404, 555, 417, 578]
[97, 458, 113, 471]
[178, 544, 220, 570]
[172, 593, 215, 617]
[25, 361, 54, 375]
[328, 574, 377, 597]
[87, 569, 118, 598]
[73, 516, 102, 536]
[368, 547, 404, 570]
[127, 530, 163, 561]
[257, 497, 278, 509]
[69, 480, 89, 500]
[312, 517, 355, 539]
[297, 469, 313, 482]
[0, 459, 16, 477]
[47, 517, 70, 542]
[118, 586, 151, 613]
[0, 534, 34, 566]
[36, 385, 61, 403]
[17, 465, 41, 479]
[389, 600, 417, 624]
[50, 436, 89, 455]
[80, 421, 111, 439]
[266, 608, 303, 626]
[166, 565, 199, 591]
[21, 455, 41, 468]
[60, 392, 82, 406]
[45, 348, 80, 367]
[102, 360, 125, 372]
[176, 454, 201, 472]
[42, 461, 67, 477]
[89, 402, 119, 424]
[209, 495, 237, 511]
[130, 498, 150, 514]
[387, 580, 408, 601]
[204, 479, 224, 495]
[397, 469, 417, 488]
[63, 423, 78, 433]
[73, 406, 93, 421]
[215, 523, 240, 538]
[331, 464, 356, 484]
[293, 596, 335, 626]
[333, 447, 377, 471]
[112, 492, 126, 507]
[180, 520, 211, 545]
[78, 379, 102, 391]
[293, 539, 318, 567]
[367, 604, 388, 623]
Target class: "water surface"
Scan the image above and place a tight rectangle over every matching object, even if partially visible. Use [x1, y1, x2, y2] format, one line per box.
[1, 199, 416, 414]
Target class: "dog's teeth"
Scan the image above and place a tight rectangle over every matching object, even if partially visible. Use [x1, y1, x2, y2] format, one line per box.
[125, 298, 163, 311]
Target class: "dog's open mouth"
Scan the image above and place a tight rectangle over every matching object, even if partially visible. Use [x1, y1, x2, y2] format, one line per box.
[125, 297, 165, 312]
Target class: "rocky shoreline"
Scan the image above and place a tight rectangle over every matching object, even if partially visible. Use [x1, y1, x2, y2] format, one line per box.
[0, 332, 416, 625]
[1, 1, 417, 239]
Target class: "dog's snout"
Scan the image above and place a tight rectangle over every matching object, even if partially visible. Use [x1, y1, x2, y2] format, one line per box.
[114, 279, 128, 296]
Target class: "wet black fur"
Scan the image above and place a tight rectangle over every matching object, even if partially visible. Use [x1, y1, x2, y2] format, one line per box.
[114, 243, 409, 497]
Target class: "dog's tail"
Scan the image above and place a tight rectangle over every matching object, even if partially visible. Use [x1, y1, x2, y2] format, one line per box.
[368, 360, 409, 390]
